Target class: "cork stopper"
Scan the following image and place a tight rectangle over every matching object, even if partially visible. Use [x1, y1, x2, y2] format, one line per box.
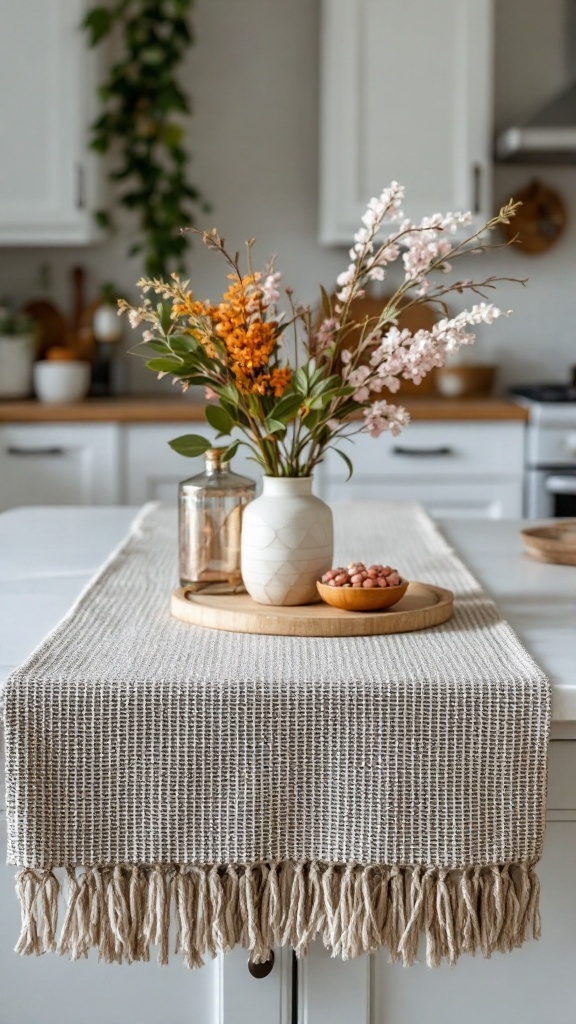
[205, 447, 228, 471]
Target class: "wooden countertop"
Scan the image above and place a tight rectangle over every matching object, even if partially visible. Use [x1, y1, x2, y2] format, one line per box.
[0, 396, 528, 423]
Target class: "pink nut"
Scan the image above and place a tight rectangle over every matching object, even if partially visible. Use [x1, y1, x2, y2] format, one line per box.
[362, 578, 375, 588]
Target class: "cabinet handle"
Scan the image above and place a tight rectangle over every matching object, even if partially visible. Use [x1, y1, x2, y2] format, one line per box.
[247, 951, 275, 979]
[76, 163, 85, 209]
[545, 475, 576, 496]
[6, 446, 66, 457]
[391, 445, 453, 457]
[472, 163, 482, 215]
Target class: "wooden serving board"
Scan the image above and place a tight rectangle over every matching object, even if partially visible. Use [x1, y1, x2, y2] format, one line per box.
[520, 521, 576, 566]
[170, 581, 453, 637]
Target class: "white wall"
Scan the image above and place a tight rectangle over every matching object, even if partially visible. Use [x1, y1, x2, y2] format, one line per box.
[0, 0, 575, 394]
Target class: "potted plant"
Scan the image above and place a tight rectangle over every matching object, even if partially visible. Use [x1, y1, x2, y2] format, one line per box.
[0, 307, 37, 399]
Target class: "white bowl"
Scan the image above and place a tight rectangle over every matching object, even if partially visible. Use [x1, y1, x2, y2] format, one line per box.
[33, 360, 91, 403]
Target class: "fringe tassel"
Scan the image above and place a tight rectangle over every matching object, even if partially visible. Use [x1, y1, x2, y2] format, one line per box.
[13, 860, 542, 968]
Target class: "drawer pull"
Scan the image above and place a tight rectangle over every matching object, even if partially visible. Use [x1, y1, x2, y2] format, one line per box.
[248, 951, 275, 978]
[6, 446, 66, 457]
[392, 445, 453, 457]
[545, 474, 576, 496]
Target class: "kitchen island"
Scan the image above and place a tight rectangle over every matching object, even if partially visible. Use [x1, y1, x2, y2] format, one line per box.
[0, 504, 574, 1024]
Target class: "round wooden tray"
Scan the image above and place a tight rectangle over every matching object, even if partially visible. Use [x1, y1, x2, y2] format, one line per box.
[170, 581, 453, 637]
[520, 521, 576, 566]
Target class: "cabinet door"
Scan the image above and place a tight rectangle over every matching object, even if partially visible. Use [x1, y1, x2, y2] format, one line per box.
[314, 422, 524, 518]
[0, 0, 99, 244]
[0, 813, 291, 1024]
[123, 424, 263, 504]
[319, 0, 493, 243]
[301, 743, 576, 1024]
[319, 477, 523, 518]
[0, 424, 120, 510]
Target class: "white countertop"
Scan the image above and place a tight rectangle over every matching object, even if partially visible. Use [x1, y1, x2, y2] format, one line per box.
[0, 506, 574, 734]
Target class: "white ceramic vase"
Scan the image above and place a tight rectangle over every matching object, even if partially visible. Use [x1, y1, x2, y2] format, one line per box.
[240, 476, 333, 606]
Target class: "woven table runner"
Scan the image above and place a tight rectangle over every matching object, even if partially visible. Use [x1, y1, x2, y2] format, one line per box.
[2, 502, 550, 968]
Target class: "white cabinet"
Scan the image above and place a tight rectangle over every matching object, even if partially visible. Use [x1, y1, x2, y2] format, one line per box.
[319, 0, 493, 243]
[0, 0, 99, 244]
[300, 740, 576, 1024]
[0, 809, 291, 1024]
[0, 424, 120, 511]
[123, 424, 263, 504]
[316, 422, 524, 518]
[0, 419, 523, 517]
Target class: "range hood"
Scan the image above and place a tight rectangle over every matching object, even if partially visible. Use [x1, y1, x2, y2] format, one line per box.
[496, 0, 576, 163]
[496, 81, 576, 163]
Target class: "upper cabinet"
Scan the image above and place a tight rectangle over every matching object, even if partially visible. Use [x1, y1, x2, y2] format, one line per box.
[0, 0, 99, 244]
[319, 0, 494, 244]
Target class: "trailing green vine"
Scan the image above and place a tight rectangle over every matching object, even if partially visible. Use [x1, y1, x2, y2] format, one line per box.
[83, 0, 208, 278]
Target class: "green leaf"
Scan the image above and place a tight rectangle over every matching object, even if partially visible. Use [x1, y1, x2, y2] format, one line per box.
[157, 303, 173, 334]
[291, 366, 310, 395]
[302, 409, 322, 430]
[94, 209, 111, 229]
[205, 404, 234, 435]
[332, 446, 354, 481]
[143, 340, 170, 354]
[310, 374, 343, 397]
[168, 334, 199, 356]
[220, 382, 241, 404]
[145, 357, 182, 373]
[319, 285, 333, 320]
[268, 393, 303, 424]
[82, 7, 113, 45]
[264, 418, 287, 436]
[220, 439, 241, 463]
[168, 434, 212, 458]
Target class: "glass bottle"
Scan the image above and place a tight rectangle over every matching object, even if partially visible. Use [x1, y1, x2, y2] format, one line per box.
[178, 448, 256, 592]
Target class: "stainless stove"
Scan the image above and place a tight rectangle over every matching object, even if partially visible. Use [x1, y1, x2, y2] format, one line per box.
[510, 385, 576, 518]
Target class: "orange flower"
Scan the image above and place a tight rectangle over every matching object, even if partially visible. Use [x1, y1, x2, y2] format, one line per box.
[247, 367, 292, 398]
[172, 293, 212, 319]
[269, 367, 292, 397]
[210, 274, 282, 393]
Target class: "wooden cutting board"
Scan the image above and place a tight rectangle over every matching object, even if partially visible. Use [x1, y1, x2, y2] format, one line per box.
[170, 580, 453, 637]
[520, 521, 576, 565]
[324, 293, 440, 397]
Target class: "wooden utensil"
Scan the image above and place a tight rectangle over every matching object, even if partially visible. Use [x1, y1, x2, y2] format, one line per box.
[22, 299, 70, 359]
[70, 265, 98, 361]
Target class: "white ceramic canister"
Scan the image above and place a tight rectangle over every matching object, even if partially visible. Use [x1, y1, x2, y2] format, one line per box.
[240, 476, 333, 606]
[33, 360, 91, 403]
[0, 334, 36, 398]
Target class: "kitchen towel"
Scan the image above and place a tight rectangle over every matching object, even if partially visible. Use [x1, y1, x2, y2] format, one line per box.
[2, 502, 550, 968]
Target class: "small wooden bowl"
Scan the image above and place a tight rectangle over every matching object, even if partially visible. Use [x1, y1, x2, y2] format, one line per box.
[433, 364, 496, 398]
[316, 579, 409, 612]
